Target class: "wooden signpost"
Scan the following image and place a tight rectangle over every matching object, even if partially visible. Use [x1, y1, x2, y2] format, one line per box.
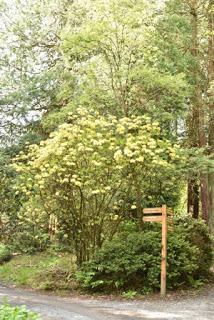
[143, 205, 173, 296]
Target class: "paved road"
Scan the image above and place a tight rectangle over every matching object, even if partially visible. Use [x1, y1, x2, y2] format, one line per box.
[0, 284, 213, 320]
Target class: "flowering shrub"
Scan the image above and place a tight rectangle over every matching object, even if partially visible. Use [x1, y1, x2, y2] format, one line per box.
[14, 108, 182, 264]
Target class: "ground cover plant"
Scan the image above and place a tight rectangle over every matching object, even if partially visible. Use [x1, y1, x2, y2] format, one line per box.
[0, 302, 40, 320]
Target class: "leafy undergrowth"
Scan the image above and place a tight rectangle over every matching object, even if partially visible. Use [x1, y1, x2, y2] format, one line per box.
[0, 253, 77, 293]
[0, 301, 40, 319]
[0, 243, 12, 265]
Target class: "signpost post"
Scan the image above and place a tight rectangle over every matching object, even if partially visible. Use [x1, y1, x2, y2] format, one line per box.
[143, 205, 173, 296]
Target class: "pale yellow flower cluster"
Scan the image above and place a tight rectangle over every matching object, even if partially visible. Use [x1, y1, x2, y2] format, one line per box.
[13, 108, 181, 219]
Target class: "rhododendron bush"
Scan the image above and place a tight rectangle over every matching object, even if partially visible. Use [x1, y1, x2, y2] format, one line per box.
[14, 108, 182, 264]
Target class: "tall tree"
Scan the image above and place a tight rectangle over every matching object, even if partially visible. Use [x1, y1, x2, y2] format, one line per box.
[208, 0, 214, 234]
[159, 0, 211, 220]
[187, 0, 200, 219]
[0, 0, 71, 144]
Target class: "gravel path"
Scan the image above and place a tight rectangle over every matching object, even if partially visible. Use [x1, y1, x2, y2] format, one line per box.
[0, 284, 213, 320]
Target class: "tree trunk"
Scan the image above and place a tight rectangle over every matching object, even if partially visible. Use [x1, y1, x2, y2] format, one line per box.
[198, 86, 209, 222]
[187, 1, 210, 221]
[136, 182, 143, 230]
[200, 175, 209, 221]
[187, 2, 200, 219]
[208, 0, 214, 234]
[188, 178, 199, 218]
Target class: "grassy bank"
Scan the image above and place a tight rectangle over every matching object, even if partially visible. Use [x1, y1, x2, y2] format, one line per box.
[0, 253, 77, 292]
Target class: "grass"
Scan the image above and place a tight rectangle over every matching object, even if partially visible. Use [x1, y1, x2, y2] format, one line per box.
[0, 252, 77, 292]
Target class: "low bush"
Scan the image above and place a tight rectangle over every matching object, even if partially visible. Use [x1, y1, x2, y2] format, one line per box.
[0, 243, 11, 265]
[174, 216, 213, 278]
[77, 217, 213, 293]
[0, 301, 40, 319]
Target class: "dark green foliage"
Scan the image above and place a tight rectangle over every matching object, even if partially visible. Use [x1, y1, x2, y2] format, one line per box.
[12, 230, 50, 255]
[77, 218, 213, 293]
[0, 151, 20, 246]
[0, 244, 11, 265]
[174, 216, 213, 278]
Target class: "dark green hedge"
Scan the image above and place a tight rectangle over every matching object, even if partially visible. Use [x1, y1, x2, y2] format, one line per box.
[77, 217, 213, 293]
